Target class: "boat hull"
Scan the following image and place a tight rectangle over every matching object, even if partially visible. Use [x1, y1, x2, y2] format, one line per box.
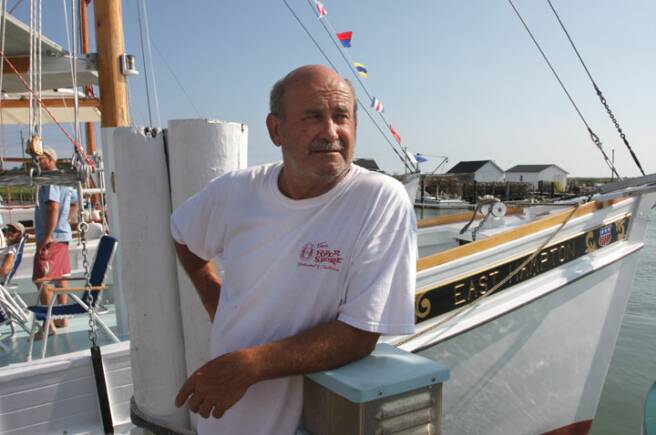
[391, 192, 656, 434]
[417, 249, 639, 434]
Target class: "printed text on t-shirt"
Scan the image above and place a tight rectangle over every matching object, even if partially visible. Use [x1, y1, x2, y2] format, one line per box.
[298, 242, 343, 272]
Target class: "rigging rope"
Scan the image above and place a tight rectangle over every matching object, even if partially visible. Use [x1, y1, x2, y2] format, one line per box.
[0, 52, 96, 169]
[545, 0, 645, 176]
[137, 0, 161, 128]
[506, 0, 620, 180]
[304, 0, 418, 173]
[62, 0, 81, 154]
[397, 202, 581, 348]
[280, 0, 415, 173]
[151, 41, 202, 118]
[136, 0, 153, 127]
[0, 0, 8, 170]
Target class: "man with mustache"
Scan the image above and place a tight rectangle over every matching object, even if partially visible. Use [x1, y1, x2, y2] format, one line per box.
[171, 64, 417, 435]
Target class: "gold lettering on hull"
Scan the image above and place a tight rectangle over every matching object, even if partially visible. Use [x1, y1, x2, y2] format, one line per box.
[415, 216, 630, 322]
[416, 294, 431, 319]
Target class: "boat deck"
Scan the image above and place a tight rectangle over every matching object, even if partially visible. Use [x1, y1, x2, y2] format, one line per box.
[0, 304, 126, 368]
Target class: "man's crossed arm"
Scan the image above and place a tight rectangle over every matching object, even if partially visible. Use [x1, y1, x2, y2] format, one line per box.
[173, 242, 380, 419]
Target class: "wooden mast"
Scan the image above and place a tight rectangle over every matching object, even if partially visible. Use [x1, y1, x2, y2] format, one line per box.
[93, 0, 129, 128]
[79, 0, 96, 153]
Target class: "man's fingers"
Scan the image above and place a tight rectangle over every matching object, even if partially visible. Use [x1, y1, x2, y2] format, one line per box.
[188, 393, 203, 413]
[175, 378, 195, 407]
[198, 401, 214, 419]
[212, 405, 225, 419]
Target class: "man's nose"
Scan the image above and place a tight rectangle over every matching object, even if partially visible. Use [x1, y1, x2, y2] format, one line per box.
[319, 118, 339, 142]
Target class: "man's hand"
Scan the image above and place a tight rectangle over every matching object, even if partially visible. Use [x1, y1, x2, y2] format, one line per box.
[36, 237, 52, 254]
[174, 320, 378, 419]
[175, 349, 258, 418]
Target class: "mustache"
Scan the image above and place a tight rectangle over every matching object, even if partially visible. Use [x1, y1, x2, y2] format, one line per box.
[309, 139, 344, 153]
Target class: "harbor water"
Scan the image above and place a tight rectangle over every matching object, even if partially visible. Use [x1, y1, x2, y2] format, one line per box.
[415, 206, 656, 433]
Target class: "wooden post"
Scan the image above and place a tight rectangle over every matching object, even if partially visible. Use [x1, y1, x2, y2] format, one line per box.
[93, 0, 129, 128]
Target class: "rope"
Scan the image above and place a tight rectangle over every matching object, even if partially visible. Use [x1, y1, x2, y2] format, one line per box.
[0, 52, 96, 169]
[280, 0, 414, 173]
[136, 0, 153, 127]
[397, 202, 580, 347]
[506, 0, 620, 180]
[0, 0, 8, 170]
[141, 0, 160, 128]
[151, 41, 202, 118]
[137, 0, 161, 128]
[304, 0, 417, 173]
[545, 0, 645, 176]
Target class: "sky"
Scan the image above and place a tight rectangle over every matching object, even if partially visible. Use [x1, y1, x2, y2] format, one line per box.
[5, 0, 656, 177]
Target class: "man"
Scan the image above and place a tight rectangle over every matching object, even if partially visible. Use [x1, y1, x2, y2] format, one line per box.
[0, 222, 25, 282]
[33, 146, 78, 338]
[171, 64, 417, 434]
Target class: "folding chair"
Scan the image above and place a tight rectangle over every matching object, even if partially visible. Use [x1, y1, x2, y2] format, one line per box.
[0, 234, 31, 337]
[27, 235, 120, 360]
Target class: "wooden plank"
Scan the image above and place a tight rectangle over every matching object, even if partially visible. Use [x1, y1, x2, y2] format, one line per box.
[0, 375, 93, 413]
[0, 97, 100, 108]
[0, 362, 92, 395]
[2, 56, 29, 74]
[417, 206, 524, 229]
[105, 366, 133, 388]
[417, 200, 622, 271]
[1, 391, 98, 431]
[3, 411, 101, 435]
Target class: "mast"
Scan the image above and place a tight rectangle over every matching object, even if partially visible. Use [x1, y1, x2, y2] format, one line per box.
[79, 0, 96, 153]
[93, 0, 129, 127]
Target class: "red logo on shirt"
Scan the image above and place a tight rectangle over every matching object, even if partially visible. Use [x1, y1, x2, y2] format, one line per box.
[298, 242, 343, 272]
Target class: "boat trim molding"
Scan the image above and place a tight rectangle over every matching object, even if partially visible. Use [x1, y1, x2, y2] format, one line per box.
[417, 197, 628, 271]
[414, 215, 630, 323]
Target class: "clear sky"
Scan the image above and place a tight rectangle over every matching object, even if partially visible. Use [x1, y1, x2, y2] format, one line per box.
[7, 0, 656, 177]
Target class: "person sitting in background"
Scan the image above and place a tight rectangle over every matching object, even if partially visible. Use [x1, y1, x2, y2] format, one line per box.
[0, 222, 25, 280]
[0, 222, 25, 283]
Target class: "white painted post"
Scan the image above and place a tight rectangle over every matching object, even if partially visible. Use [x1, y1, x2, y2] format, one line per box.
[100, 128, 128, 336]
[167, 119, 248, 382]
[112, 127, 189, 429]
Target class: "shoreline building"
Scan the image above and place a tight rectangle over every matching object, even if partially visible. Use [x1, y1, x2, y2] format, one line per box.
[505, 164, 569, 190]
[446, 160, 504, 183]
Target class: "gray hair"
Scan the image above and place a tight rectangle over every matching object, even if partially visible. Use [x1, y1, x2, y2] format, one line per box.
[269, 70, 358, 119]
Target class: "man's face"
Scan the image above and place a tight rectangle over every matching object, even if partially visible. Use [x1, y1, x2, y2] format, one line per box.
[267, 71, 356, 183]
[37, 154, 55, 171]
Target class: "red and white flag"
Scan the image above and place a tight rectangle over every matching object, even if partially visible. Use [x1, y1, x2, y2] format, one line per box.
[389, 124, 402, 144]
[371, 97, 384, 113]
[315, 1, 327, 17]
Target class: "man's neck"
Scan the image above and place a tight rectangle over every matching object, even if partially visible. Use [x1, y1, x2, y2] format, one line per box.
[278, 166, 350, 200]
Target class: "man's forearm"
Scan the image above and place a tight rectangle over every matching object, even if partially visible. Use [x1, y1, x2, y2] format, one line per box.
[174, 242, 221, 320]
[242, 320, 378, 384]
[41, 202, 59, 244]
[176, 319, 379, 417]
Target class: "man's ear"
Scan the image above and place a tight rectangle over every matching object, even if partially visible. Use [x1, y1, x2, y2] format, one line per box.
[266, 113, 282, 147]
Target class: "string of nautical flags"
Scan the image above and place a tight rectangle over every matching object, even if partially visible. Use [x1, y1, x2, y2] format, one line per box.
[309, 0, 423, 171]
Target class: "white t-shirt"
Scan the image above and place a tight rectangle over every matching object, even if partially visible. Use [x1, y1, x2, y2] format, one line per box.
[0, 244, 18, 283]
[170, 162, 417, 435]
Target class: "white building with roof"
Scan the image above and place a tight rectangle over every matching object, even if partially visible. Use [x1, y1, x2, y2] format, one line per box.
[505, 164, 569, 189]
[446, 160, 504, 182]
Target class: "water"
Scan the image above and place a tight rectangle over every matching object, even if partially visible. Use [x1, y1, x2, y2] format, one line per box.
[591, 208, 656, 434]
[415, 206, 656, 433]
